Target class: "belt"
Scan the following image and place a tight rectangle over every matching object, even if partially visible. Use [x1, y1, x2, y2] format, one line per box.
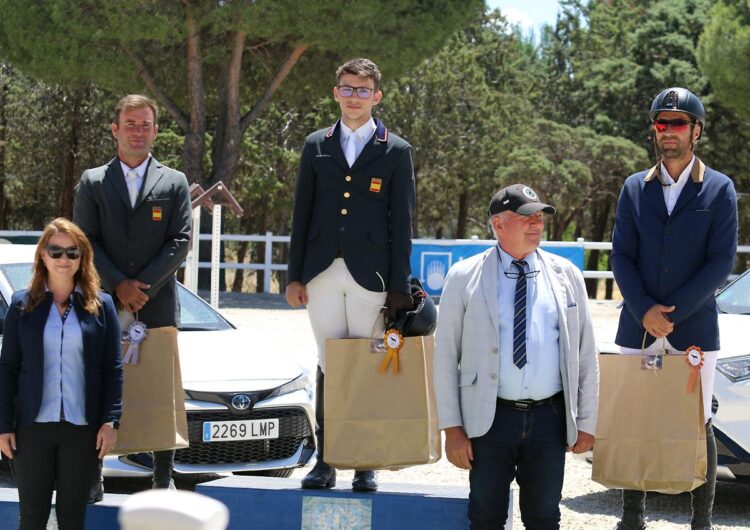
[497, 391, 563, 411]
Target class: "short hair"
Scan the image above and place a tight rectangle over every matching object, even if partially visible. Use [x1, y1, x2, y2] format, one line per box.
[336, 58, 382, 91]
[113, 94, 159, 125]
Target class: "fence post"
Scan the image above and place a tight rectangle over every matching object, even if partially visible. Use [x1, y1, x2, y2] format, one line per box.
[264, 231, 273, 293]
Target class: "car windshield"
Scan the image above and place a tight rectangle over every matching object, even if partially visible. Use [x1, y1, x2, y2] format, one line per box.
[716, 271, 750, 314]
[0, 262, 233, 332]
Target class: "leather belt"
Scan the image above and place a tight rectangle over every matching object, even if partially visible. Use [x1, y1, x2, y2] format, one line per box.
[497, 391, 563, 411]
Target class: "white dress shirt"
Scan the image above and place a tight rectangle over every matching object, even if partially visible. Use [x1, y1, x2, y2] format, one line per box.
[339, 118, 376, 167]
[120, 156, 151, 207]
[496, 246, 562, 400]
[660, 155, 695, 215]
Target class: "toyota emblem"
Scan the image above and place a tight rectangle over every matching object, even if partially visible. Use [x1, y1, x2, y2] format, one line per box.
[231, 394, 252, 411]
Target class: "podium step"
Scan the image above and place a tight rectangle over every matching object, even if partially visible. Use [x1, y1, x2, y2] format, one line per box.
[196, 476, 471, 530]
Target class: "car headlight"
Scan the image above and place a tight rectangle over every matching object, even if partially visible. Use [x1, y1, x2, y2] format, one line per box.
[716, 355, 750, 383]
[267, 375, 313, 401]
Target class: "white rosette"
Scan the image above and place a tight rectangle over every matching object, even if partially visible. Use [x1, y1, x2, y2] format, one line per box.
[122, 320, 148, 364]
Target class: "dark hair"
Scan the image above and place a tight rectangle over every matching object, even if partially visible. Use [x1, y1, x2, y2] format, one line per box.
[335, 58, 382, 91]
[26, 218, 101, 315]
[113, 94, 159, 125]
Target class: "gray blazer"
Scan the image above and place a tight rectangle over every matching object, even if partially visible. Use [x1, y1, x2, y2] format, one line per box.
[73, 157, 192, 328]
[433, 247, 599, 446]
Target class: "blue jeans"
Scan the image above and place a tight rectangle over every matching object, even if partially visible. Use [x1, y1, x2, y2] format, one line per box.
[468, 397, 567, 530]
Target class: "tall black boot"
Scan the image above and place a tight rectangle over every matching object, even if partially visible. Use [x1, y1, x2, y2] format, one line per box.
[301, 367, 336, 489]
[87, 459, 104, 504]
[153, 449, 176, 489]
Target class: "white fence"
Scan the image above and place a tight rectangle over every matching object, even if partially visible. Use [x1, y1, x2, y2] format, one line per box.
[2, 230, 749, 293]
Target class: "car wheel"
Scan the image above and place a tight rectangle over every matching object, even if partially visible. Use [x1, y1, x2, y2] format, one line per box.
[233, 469, 294, 478]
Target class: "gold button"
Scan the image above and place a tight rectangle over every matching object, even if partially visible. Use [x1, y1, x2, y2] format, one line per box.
[344, 192, 350, 198]
[341, 208, 348, 215]
[345, 175, 352, 182]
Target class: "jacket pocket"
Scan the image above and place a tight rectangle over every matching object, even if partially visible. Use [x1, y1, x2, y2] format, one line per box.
[460, 371, 478, 387]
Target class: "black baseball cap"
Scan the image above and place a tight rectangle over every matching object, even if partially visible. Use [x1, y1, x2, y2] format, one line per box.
[487, 184, 556, 216]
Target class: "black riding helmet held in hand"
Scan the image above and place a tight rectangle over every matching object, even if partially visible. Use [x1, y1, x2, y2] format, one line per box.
[649, 87, 705, 139]
[384, 278, 437, 337]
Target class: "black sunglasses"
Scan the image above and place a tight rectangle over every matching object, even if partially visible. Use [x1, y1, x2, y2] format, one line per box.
[46, 245, 81, 260]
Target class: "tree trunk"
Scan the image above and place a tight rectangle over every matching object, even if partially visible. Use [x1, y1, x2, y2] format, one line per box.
[59, 90, 81, 219]
[0, 66, 8, 229]
[583, 198, 614, 298]
[456, 190, 468, 239]
[182, 1, 206, 185]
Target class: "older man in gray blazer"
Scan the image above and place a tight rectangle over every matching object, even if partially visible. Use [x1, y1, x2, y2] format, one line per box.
[434, 184, 599, 529]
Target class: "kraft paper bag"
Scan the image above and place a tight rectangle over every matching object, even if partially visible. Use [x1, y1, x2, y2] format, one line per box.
[592, 354, 707, 494]
[112, 326, 189, 454]
[324, 335, 441, 470]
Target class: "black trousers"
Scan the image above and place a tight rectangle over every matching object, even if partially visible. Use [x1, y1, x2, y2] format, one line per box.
[13, 422, 98, 530]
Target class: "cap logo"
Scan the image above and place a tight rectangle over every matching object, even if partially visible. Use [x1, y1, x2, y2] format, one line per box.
[522, 187, 538, 200]
[502, 199, 510, 204]
[664, 90, 679, 109]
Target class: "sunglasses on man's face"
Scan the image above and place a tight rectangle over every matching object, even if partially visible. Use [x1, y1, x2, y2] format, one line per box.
[46, 245, 81, 260]
[653, 119, 693, 133]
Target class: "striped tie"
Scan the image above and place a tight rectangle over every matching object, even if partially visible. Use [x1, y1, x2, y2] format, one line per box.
[512, 259, 528, 369]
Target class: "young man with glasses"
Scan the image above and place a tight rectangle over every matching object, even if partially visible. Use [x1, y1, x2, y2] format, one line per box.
[611, 87, 738, 530]
[433, 184, 599, 529]
[286, 58, 416, 492]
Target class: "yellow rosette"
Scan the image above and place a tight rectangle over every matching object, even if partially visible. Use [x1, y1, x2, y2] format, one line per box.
[379, 328, 404, 374]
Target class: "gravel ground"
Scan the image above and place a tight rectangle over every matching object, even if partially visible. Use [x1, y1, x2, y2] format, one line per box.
[219, 295, 750, 530]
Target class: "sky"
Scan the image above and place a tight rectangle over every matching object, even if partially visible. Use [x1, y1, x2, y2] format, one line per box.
[485, 0, 561, 34]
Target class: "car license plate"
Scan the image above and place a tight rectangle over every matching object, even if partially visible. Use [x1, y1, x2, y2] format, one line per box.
[202, 419, 279, 442]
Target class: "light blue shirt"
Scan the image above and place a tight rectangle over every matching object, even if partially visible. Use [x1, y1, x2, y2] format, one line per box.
[496, 246, 562, 400]
[339, 118, 376, 165]
[36, 291, 87, 425]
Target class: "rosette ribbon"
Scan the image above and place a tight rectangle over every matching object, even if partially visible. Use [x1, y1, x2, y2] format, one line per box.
[122, 320, 148, 364]
[684, 345, 704, 394]
[379, 328, 404, 375]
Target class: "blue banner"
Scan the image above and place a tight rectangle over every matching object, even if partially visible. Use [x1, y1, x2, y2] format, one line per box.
[411, 241, 584, 296]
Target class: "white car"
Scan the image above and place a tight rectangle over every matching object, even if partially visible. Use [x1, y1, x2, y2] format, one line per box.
[599, 272, 750, 482]
[0, 244, 316, 478]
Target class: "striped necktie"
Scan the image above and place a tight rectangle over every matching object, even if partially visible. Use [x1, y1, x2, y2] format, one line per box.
[512, 259, 528, 369]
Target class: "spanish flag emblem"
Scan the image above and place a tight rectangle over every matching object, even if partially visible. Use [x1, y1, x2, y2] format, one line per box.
[370, 178, 382, 193]
[152, 207, 163, 221]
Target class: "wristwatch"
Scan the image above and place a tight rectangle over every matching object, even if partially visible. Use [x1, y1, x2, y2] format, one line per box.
[105, 420, 120, 431]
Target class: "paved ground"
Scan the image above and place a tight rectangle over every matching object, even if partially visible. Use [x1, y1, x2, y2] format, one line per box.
[3, 295, 748, 529]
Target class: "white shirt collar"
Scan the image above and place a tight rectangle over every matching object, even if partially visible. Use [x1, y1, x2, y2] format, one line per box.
[660, 155, 695, 185]
[339, 118, 376, 141]
[120, 155, 151, 179]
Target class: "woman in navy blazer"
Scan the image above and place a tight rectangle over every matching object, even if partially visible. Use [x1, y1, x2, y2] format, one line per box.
[0, 218, 123, 530]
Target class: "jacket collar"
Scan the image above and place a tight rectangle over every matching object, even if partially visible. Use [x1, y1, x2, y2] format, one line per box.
[643, 156, 705, 184]
[325, 118, 388, 143]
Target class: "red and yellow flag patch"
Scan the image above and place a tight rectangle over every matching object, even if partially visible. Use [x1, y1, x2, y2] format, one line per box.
[370, 178, 382, 193]
[152, 206, 163, 221]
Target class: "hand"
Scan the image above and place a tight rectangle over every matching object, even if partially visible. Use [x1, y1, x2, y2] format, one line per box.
[444, 426, 473, 470]
[115, 279, 150, 313]
[568, 430, 595, 454]
[96, 424, 117, 459]
[641, 304, 675, 338]
[285, 281, 308, 308]
[384, 291, 413, 322]
[0, 433, 16, 459]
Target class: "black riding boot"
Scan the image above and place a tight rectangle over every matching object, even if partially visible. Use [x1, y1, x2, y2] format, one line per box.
[301, 367, 336, 489]
[153, 449, 176, 489]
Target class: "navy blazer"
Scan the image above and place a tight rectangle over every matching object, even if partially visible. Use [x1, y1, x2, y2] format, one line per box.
[288, 119, 416, 293]
[0, 289, 123, 434]
[611, 158, 738, 350]
[73, 157, 192, 328]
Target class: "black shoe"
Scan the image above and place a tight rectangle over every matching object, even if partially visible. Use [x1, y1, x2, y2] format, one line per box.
[301, 460, 336, 489]
[87, 478, 104, 504]
[352, 470, 377, 492]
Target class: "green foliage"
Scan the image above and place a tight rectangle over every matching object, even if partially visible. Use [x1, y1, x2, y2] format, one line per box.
[698, 1, 750, 121]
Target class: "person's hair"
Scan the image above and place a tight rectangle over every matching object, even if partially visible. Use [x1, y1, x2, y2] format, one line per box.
[26, 218, 101, 315]
[335, 58, 382, 91]
[113, 94, 159, 125]
[488, 211, 509, 239]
